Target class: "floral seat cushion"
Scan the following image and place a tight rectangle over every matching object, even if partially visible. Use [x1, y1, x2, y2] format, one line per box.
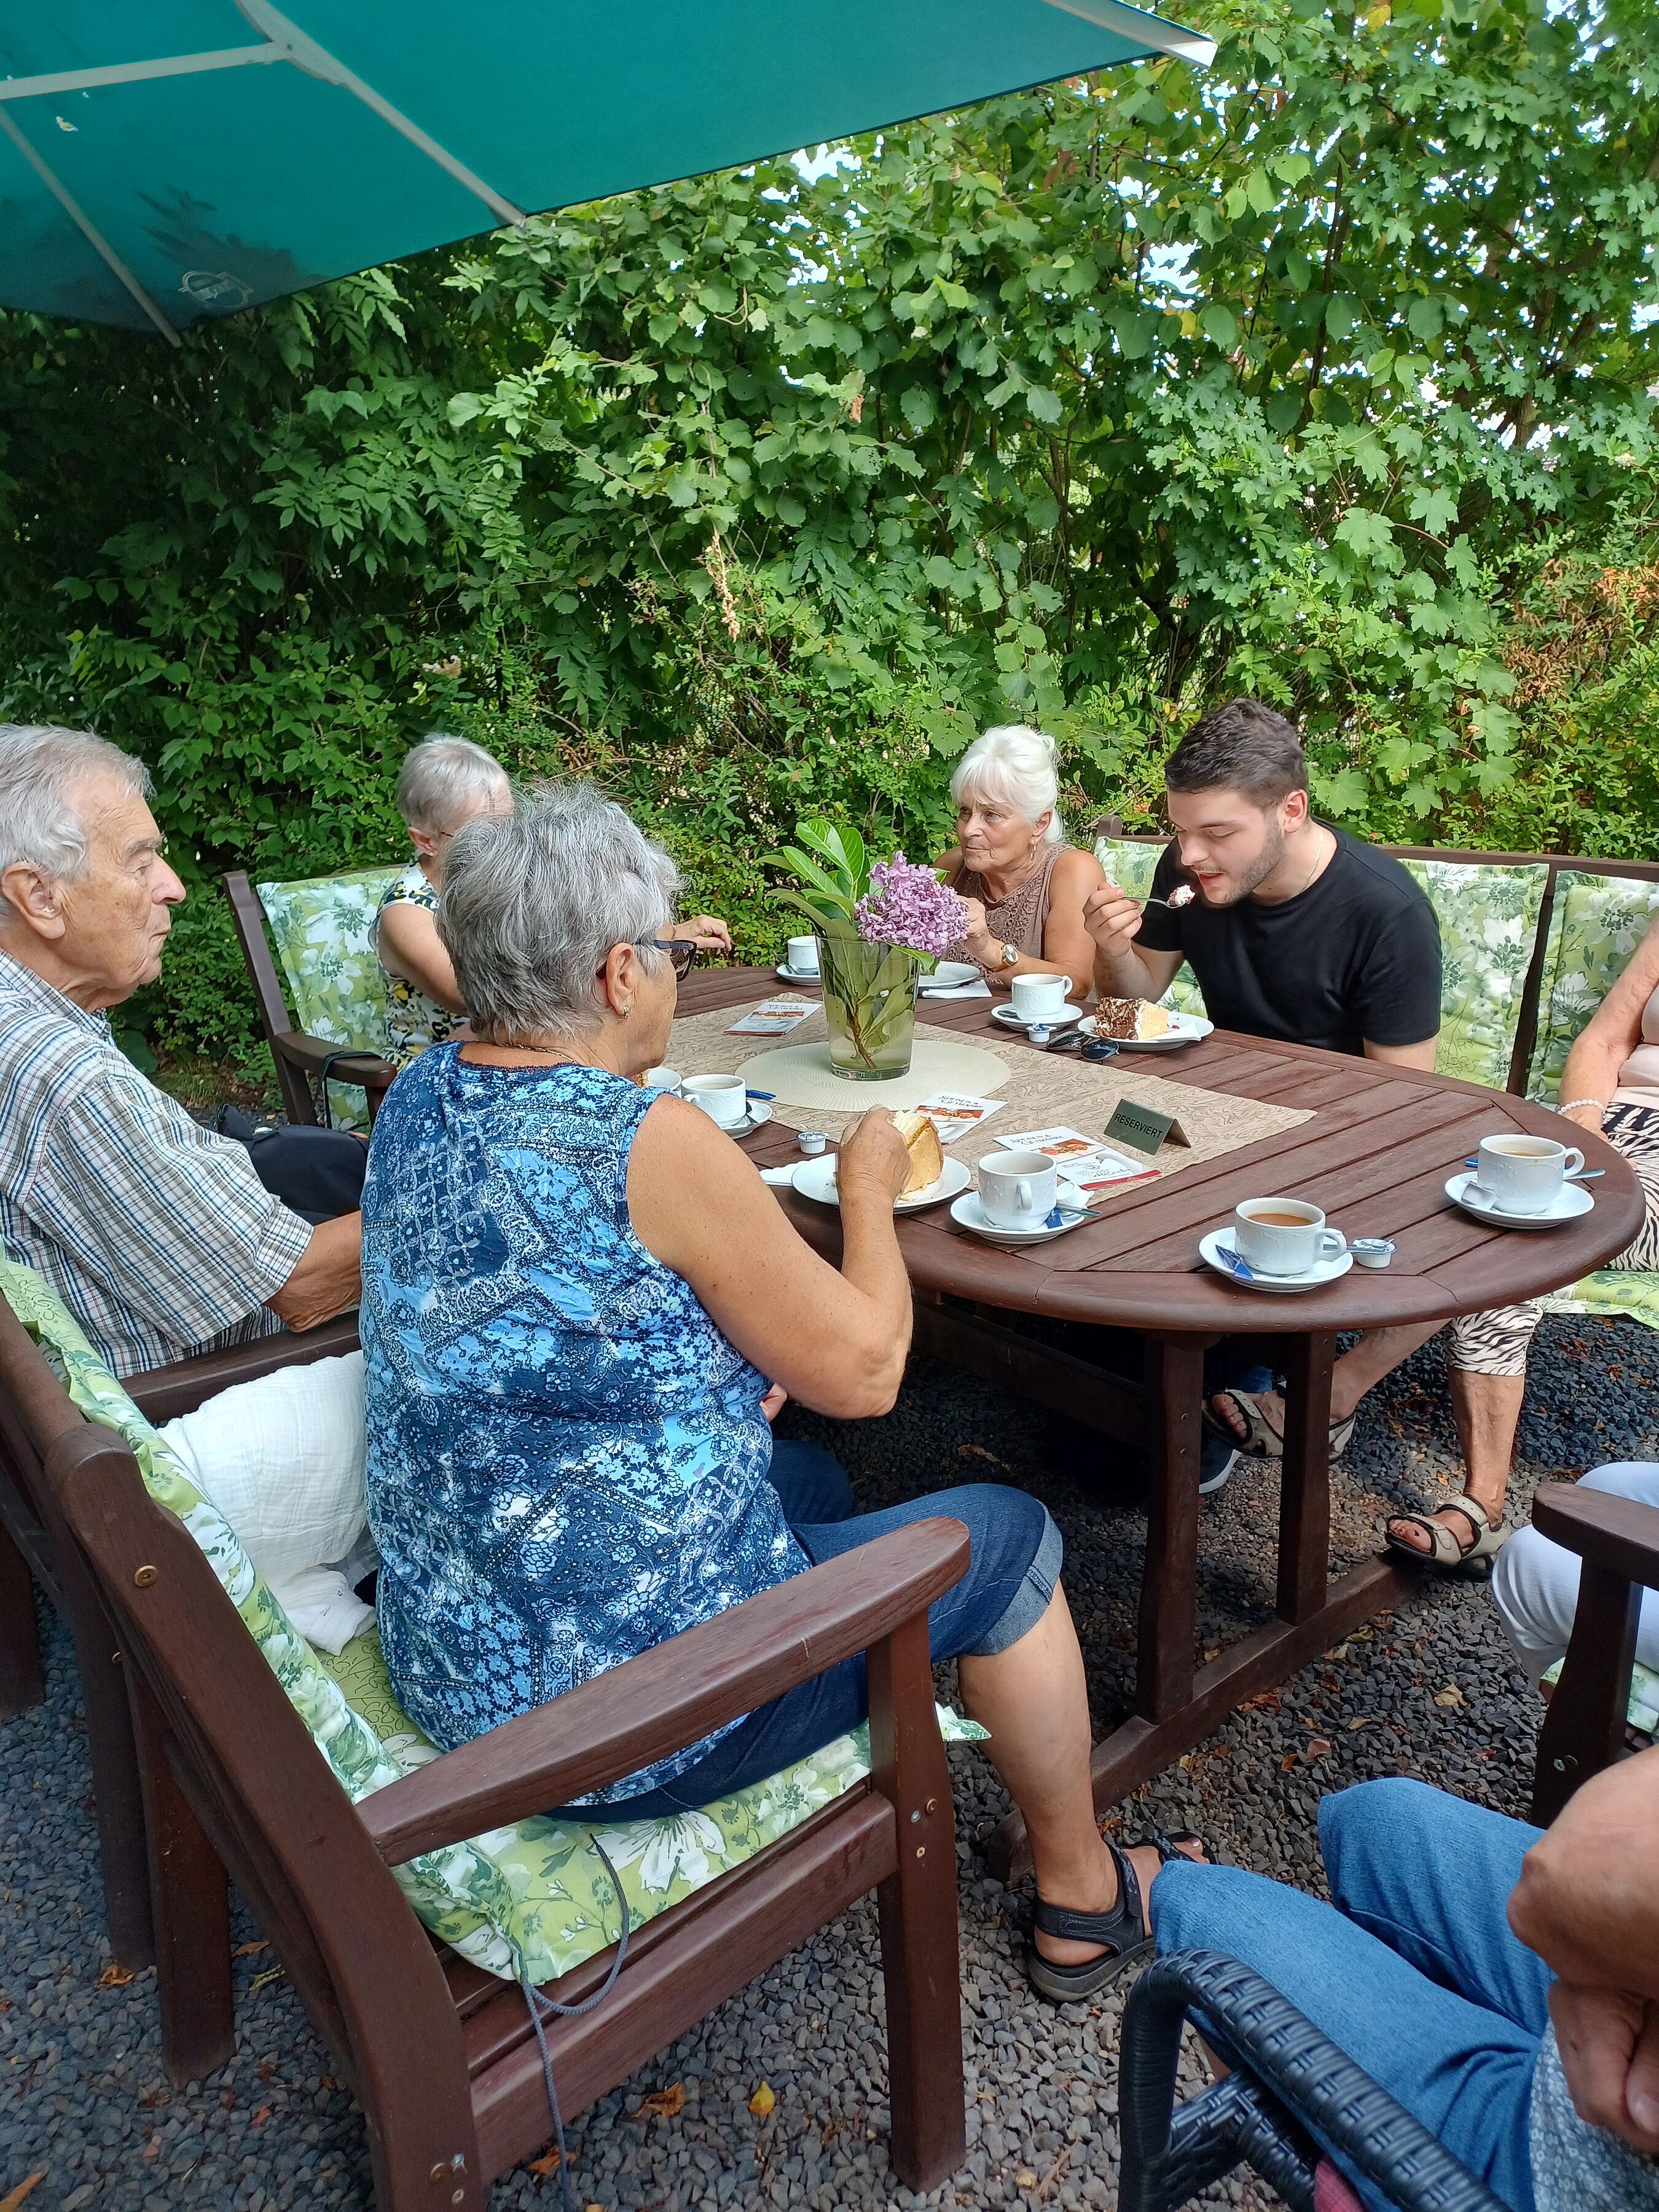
[0, 1260, 980, 1987]
[256, 866, 401, 1128]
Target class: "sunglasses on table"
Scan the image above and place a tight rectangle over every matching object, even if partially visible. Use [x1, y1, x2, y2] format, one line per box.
[1044, 1029, 1119, 1062]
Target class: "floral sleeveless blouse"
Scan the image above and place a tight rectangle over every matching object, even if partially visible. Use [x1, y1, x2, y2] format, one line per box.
[374, 861, 458, 1067]
[360, 1047, 804, 1797]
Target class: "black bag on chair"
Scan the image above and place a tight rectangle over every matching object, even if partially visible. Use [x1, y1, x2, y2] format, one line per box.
[211, 1107, 369, 1224]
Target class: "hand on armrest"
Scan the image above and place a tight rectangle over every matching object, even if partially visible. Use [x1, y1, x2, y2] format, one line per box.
[359, 1516, 970, 1863]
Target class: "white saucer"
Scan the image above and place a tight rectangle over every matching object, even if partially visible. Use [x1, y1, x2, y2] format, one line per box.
[792, 1153, 971, 1212]
[1199, 1228, 1355, 1293]
[1445, 1171, 1594, 1227]
[949, 1190, 1090, 1245]
[702, 1100, 772, 1137]
[992, 1002, 1084, 1032]
[1080, 1010, 1214, 1052]
[775, 964, 822, 987]
[919, 961, 981, 992]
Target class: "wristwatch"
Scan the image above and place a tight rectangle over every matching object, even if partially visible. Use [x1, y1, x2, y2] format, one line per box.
[1000, 941, 1020, 969]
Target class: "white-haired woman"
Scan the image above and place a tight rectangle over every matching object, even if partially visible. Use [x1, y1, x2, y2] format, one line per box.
[375, 732, 732, 1065]
[361, 781, 1202, 2003]
[937, 725, 1105, 991]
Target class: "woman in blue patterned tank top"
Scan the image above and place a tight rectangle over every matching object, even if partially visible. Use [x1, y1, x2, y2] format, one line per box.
[361, 783, 1199, 2002]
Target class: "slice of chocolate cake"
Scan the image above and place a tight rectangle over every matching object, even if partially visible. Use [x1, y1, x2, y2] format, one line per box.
[1094, 997, 1171, 1041]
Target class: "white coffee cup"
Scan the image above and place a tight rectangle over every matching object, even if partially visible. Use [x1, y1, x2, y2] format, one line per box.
[1474, 1132, 1585, 1214]
[642, 1064, 682, 1094]
[1233, 1197, 1346, 1277]
[786, 935, 821, 976]
[683, 1073, 747, 1128]
[1010, 972, 1073, 1022]
[979, 1147, 1059, 1227]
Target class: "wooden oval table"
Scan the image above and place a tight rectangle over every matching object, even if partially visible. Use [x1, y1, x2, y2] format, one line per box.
[674, 967, 1641, 1873]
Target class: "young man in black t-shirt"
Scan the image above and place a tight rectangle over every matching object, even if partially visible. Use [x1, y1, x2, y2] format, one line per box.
[1082, 699, 1449, 1489]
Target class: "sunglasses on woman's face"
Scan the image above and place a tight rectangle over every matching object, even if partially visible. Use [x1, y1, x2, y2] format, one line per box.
[643, 937, 697, 979]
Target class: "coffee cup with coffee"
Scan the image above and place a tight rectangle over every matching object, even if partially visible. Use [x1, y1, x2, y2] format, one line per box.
[1473, 1133, 1585, 1215]
[786, 936, 821, 976]
[1233, 1198, 1346, 1277]
[979, 1148, 1059, 1228]
[683, 1073, 748, 1129]
[1010, 973, 1073, 1022]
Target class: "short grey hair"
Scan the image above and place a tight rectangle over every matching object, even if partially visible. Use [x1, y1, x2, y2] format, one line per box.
[0, 724, 152, 901]
[951, 724, 1065, 844]
[393, 732, 511, 836]
[437, 781, 681, 1044]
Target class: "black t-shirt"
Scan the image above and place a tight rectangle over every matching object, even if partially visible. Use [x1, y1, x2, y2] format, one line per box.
[1134, 827, 1441, 1057]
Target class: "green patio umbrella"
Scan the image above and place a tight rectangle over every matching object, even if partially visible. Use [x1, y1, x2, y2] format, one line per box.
[0, 1, 1212, 342]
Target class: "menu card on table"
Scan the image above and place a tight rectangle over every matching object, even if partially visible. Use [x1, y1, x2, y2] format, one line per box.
[724, 998, 818, 1036]
[995, 1124, 1160, 1190]
[914, 1092, 1007, 1144]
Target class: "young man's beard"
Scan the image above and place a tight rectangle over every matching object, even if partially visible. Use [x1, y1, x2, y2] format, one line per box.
[1203, 817, 1284, 905]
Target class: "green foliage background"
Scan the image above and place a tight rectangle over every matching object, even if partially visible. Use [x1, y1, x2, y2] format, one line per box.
[1, 0, 1657, 1073]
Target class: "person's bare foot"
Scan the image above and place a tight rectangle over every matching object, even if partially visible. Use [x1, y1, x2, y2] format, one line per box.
[1033, 1837, 1206, 1965]
[1210, 1387, 1287, 1448]
[1386, 1496, 1500, 1557]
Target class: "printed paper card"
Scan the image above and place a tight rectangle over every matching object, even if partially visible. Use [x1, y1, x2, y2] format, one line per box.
[996, 1124, 1159, 1188]
[914, 1092, 1007, 1145]
[726, 997, 818, 1035]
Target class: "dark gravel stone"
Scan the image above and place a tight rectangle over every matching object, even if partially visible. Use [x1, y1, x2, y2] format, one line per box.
[5, 1314, 1653, 2209]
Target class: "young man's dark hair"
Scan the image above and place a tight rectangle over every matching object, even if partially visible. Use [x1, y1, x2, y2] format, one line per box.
[1164, 699, 1308, 807]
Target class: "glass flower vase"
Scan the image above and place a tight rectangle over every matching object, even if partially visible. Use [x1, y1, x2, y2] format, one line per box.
[815, 929, 921, 1080]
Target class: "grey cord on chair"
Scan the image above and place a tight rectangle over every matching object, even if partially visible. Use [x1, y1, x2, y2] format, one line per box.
[519, 1837, 632, 2212]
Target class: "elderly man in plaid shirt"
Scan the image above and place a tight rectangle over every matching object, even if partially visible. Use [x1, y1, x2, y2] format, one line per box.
[0, 723, 361, 1378]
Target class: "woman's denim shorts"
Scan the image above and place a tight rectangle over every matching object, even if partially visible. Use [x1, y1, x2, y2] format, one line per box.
[556, 1440, 1059, 1818]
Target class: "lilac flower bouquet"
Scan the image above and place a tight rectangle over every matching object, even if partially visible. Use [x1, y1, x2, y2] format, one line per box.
[854, 855, 969, 959]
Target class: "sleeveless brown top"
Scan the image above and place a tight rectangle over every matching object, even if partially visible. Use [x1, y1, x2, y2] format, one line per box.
[947, 844, 1064, 965]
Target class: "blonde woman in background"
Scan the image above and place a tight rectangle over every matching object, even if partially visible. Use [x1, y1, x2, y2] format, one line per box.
[938, 725, 1106, 990]
[375, 733, 734, 1065]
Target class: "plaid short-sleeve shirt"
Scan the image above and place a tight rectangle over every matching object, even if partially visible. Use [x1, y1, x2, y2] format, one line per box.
[0, 950, 312, 1377]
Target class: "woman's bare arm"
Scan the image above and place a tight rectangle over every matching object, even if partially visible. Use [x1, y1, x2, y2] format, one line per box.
[627, 1099, 913, 1418]
[377, 898, 467, 1014]
[1558, 911, 1659, 1129]
[1035, 845, 1108, 990]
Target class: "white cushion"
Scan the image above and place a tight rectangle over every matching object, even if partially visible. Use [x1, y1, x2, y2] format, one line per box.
[160, 1352, 375, 1652]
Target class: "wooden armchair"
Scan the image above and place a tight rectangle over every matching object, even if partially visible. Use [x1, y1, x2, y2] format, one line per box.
[1529, 1483, 1659, 1823]
[223, 869, 397, 1128]
[0, 1311, 360, 1967]
[14, 1298, 968, 2205]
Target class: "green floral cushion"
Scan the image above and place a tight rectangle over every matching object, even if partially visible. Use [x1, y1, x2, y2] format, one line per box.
[256, 867, 401, 1129]
[1525, 869, 1659, 1105]
[1543, 1653, 1659, 1738]
[1397, 859, 1548, 1092]
[1092, 838, 1208, 1018]
[0, 1260, 982, 1987]
[1540, 1269, 1659, 1332]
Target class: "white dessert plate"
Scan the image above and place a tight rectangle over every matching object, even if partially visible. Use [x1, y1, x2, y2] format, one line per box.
[919, 961, 982, 992]
[1445, 1171, 1594, 1228]
[1198, 1228, 1354, 1293]
[949, 1190, 1091, 1245]
[775, 964, 822, 986]
[991, 1002, 1084, 1032]
[1080, 1009, 1214, 1052]
[792, 1153, 971, 1212]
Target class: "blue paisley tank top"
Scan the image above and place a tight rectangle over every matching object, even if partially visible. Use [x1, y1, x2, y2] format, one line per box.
[361, 1046, 806, 1797]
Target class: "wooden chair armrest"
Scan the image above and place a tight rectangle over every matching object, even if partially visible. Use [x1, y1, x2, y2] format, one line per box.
[359, 1516, 970, 1863]
[127, 1316, 363, 1423]
[272, 1030, 398, 1092]
[1531, 1484, 1659, 1584]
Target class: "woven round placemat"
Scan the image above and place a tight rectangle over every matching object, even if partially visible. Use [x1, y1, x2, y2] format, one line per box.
[732, 1034, 1010, 1112]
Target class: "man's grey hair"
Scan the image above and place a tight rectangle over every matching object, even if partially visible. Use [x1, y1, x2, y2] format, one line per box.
[0, 724, 151, 895]
[393, 732, 511, 836]
[438, 781, 681, 1043]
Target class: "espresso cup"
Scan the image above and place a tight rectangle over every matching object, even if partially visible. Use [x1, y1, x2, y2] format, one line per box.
[1010, 972, 1073, 1022]
[1233, 1197, 1346, 1277]
[641, 1064, 682, 1094]
[683, 1073, 747, 1128]
[786, 935, 821, 976]
[979, 1147, 1059, 1228]
[1474, 1132, 1585, 1214]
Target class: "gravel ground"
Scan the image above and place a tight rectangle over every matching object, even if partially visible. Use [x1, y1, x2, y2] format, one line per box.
[6, 1314, 1658, 2212]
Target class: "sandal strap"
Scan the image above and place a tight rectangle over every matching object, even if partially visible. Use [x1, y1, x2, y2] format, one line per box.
[1140, 1828, 1206, 1866]
[1442, 1493, 1495, 1538]
[1033, 1841, 1143, 1951]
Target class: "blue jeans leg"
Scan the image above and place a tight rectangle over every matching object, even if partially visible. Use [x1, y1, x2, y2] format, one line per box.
[765, 1437, 856, 1525]
[1150, 1782, 1545, 2212]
